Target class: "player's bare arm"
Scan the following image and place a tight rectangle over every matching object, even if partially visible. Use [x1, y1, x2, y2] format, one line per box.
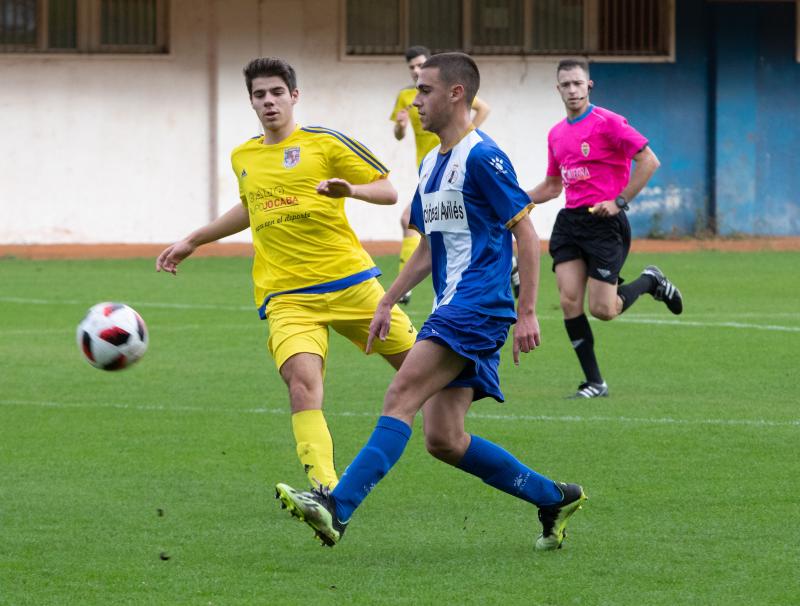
[394, 108, 409, 140]
[526, 175, 563, 204]
[317, 177, 398, 205]
[470, 96, 491, 128]
[591, 146, 660, 218]
[509, 216, 542, 365]
[366, 235, 432, 353]
[382, 232, 432, 306]
[156, 203, 250, 274]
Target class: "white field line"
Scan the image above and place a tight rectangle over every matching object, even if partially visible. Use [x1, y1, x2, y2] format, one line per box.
[628, 311, 800, 319]
[0, 324, 256, 336]
[1, 297, 798, 334]
[1, 398, 798, 429]
[0, 296, 253, 312]
[611, 317, 800, 333]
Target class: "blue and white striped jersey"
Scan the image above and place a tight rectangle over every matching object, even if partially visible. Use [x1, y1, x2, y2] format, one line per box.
[409, 129, 534, 319]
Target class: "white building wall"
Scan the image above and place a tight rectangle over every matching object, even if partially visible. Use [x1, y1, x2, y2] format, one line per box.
[0, 0, 566, 245]
[0, 0, 214, 244]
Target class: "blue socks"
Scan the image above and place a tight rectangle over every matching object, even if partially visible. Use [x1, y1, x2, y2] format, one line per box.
[331, 422, 561, 524]
[456, 434, 562, 506]
[331, 416, 412, 522]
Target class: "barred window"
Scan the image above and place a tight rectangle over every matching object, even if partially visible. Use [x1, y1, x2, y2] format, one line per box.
[530, 0, 583, 54]
[0, 0, 168, 53]
[410, 0, 462, 51]
[472, 0, 524, 54]
[0, 0, 38, 48]
[598, 0, 668, 55]
[346, 0, 401, 54]
[344, 0, 673, 58]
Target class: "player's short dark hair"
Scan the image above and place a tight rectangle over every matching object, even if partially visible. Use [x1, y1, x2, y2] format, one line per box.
[405, 45, 431, 62]
[243, 57, 297, 96]
[557, 58, 590, 78]
[422, 52, 479, 107]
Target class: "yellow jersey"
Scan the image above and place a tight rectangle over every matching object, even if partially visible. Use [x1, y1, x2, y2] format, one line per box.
[391, 88, 483, 167]
[231, 125, 389, 318]
[390, 87, 439, 167]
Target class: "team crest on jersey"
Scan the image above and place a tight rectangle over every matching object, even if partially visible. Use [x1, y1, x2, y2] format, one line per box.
[283, 147, 300, 169]
[446, 163, 460, 185]
[581, 142, 590, 157]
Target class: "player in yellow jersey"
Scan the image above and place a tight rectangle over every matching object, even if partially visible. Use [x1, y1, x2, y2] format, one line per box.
[390, 46, 491, 304]
[156, 57, 417, 490]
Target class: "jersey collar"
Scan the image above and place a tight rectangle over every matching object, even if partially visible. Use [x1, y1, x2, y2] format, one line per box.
[439, 125, 476, 155]
[261, 124, 301, 146]
[567, 104, 595, 125]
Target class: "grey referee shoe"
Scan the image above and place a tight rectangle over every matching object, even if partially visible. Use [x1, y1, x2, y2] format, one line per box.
[642, 265, 683, 315]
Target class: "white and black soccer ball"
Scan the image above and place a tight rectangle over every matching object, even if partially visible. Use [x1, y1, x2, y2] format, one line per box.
[76, 302, 148, 371]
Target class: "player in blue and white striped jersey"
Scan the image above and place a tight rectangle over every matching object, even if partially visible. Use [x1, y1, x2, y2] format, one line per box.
[276, 53, 586, 551]
[412, 129, 526, 319]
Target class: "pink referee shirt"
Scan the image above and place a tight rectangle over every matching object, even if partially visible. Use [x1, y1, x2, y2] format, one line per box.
[546, 104, 648, 209]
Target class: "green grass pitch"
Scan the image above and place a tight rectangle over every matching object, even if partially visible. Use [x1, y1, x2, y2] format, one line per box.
[1, 251, 797, 605]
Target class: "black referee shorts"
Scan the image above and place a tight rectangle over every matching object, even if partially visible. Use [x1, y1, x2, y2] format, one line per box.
[548, 207, 631, 284]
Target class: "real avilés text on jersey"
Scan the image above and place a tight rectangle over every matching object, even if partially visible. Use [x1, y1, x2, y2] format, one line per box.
[421, 190, 468, 234]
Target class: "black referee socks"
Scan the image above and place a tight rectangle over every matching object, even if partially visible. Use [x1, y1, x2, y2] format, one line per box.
[564, 314, 603, 384]
[617, 274, 658, 313]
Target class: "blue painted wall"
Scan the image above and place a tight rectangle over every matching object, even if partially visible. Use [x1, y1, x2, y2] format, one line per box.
[591, 0, 710, 237]
[714, 2, 800, 236]
[590, 0, 800, 236]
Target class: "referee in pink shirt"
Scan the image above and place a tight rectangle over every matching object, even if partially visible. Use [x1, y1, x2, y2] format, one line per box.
[527, 58, 683, 399]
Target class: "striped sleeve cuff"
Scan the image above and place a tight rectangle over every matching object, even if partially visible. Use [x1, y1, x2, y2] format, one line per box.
[504, 202, 536, 230]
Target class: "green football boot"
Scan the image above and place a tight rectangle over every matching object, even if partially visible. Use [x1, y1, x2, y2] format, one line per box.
[535, 482, 587, 551]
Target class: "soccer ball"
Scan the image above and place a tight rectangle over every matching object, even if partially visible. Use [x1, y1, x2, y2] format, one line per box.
[76, 302, 148, 371]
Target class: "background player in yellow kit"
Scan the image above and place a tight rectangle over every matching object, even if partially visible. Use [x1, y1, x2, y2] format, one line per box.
[390, 46, 490, 304]
[156, 57, 416, 490]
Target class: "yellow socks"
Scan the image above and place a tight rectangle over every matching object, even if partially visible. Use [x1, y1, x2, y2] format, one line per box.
[399, 234, 421, 272]
[291, 409, 338, 489]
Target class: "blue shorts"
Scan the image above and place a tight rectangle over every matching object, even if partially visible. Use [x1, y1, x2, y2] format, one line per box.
[416, 305, 512, 402]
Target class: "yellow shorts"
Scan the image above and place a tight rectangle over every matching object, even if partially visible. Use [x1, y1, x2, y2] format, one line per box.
[265, 278, 417, 370]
